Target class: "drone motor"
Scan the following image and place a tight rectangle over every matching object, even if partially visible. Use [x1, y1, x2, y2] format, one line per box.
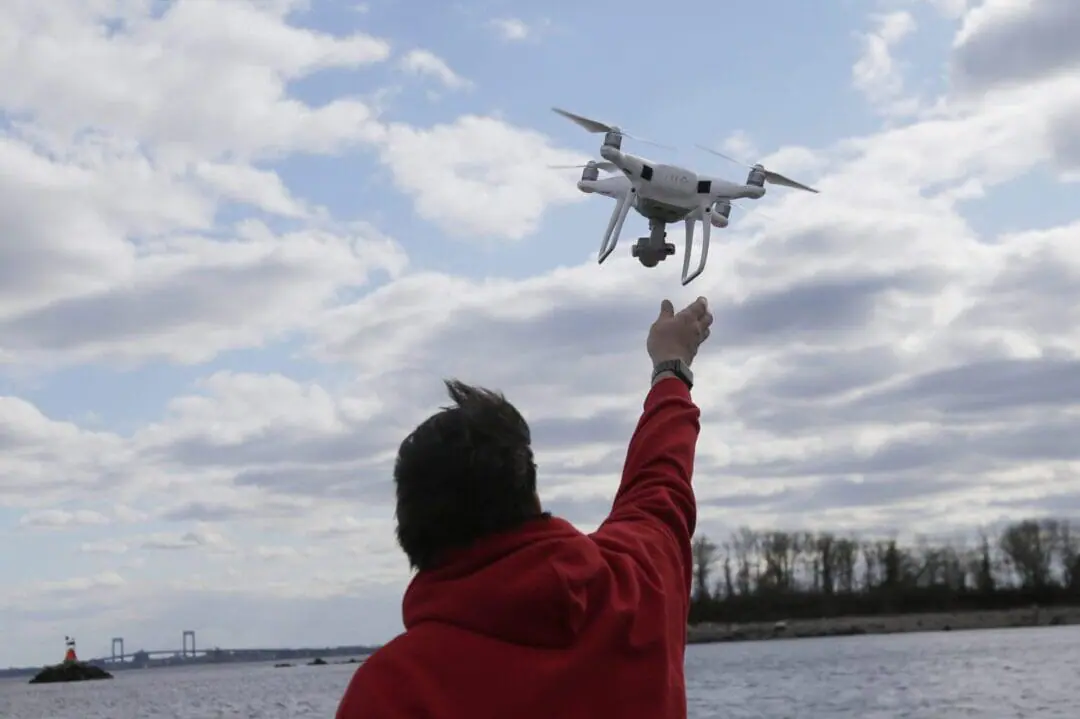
[746, 166, 767, 188]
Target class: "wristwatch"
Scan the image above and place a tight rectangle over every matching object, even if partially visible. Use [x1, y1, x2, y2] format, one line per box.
[652, 359, 693, 389]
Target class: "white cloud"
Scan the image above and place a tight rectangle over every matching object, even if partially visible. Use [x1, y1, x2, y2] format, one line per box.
[715, 130, 759, 164]
[0, 3, 583, 372]
[489, 18, 531, 42]
[853, 11, 917, 110]
[0, 0, 391, 160]
[2, 0, 1080, 670]
[193, 162, 310, 218]
[80, 539, 130, 554]
[140, 529, 230, 552]
[951, 0, 1080, 94]
[18, 508, 111, 529]
[398, 48, 471, 90]
[375, 116, 589, 239]
[923, 0, 969, 19]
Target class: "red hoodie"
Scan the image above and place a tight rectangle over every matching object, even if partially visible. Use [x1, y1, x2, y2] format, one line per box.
[336, 377, 699, 719]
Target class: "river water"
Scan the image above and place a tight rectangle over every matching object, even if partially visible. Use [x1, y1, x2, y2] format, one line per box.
[4, 626, 1077, 718]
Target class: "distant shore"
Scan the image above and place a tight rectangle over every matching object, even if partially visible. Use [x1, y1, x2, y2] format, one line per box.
[687, 605, 1080, 644]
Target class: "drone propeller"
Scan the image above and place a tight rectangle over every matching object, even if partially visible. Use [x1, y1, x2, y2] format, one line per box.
[696, 144, 819, 193]
[552, 108, 673, 150]
[730, 201, 773, 220]
[548, 161, 618, 172]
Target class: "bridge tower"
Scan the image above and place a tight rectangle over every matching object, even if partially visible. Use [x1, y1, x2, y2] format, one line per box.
[111, 637, 125, 662]
[182, 630, 196, 658]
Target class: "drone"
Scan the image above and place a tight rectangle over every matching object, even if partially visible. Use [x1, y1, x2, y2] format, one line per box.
[550, 108, 819, 285]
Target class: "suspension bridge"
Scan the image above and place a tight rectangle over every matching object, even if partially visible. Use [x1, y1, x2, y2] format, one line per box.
[86, 630, 376, 667]
[90, 630, 200, 664]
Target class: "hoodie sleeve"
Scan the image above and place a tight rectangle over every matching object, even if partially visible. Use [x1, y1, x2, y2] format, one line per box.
[592, 376, 699, 599]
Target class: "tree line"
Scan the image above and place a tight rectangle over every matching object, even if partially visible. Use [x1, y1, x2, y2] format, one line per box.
[689, 517, 1080, 624]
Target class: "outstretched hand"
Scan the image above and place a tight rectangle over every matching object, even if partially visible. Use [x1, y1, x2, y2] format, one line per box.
[647, 297, 712, 367]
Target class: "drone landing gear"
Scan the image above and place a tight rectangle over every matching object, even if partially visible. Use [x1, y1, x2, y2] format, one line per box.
[631, 220, 675, 268]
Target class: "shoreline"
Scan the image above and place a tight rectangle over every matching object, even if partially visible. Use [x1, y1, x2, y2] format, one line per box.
[687, 605, 1080, 644]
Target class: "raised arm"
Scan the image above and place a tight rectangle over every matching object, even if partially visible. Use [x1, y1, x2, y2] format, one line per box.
[592, 297, 712, 596]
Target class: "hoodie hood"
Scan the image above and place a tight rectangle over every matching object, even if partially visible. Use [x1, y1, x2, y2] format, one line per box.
[401, 517, 604, 648]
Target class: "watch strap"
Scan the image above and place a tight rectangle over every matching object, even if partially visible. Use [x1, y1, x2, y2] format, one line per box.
[652, 359, 693, 389]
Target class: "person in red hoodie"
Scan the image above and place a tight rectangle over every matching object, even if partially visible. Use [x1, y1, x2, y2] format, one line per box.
[336, 296, 712, 719]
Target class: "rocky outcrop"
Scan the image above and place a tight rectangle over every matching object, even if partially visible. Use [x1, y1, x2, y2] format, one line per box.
[29, 661, 113, 684]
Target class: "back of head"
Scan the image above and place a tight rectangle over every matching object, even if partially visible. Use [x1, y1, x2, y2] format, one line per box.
[394, 380, 541, 571]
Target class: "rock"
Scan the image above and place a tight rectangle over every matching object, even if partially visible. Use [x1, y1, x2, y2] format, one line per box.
[308, 657, 327, 666]
[274, 663, 293, 668]
[29, 661, 113, 684]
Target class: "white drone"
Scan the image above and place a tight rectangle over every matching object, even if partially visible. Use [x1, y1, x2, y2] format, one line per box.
[551, 108, 819, 285]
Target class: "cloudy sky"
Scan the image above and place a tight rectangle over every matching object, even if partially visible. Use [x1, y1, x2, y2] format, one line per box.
[2, 0, 1079, 667]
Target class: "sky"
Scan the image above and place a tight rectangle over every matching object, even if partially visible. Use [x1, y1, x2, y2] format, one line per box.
[1, 0, 1079, 667]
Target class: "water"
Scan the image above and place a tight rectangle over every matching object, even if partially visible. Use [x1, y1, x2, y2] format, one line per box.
[3, 626, 1078, 718]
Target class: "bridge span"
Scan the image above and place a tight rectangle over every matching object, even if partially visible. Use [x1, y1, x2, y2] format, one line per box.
[93, 630, 201, 664]
[87, 630, 376, 667]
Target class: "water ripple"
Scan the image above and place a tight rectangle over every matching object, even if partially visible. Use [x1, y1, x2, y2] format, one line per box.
[3, 626, 1078, 718]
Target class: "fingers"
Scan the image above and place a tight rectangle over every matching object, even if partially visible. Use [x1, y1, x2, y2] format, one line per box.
[689, 297, 712, 344]
[680, 296, 709, 319]
[658, 299, 675, 318]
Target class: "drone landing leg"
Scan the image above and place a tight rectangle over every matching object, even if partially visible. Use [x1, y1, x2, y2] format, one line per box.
[681, 210, 712, 286]
[599, 187, 635, 264]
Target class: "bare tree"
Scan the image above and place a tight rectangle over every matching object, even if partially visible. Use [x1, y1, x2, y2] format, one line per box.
[691, 535, 719, 600]
[861, 540, 882, 591]
[972, 529, 997, 593]
[816, 533, 837, 595]
[760, 531, 801, 592]
[731, 528, 759, 596]
[1000, 519, 1056, 589]
[720, 541, 735, 598]
[689, 516, 1080, 627]
[1055, 520, 1080, 591]
[834, 537, 858, 593]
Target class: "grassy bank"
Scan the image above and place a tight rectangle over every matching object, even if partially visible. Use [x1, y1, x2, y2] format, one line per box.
[687, 605, 1080, 644]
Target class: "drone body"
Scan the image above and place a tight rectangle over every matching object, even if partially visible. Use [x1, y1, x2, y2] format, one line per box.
[552, 108, 818, 285]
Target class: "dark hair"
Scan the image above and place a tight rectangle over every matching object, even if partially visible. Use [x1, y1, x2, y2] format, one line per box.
[394, 380, 542, 570]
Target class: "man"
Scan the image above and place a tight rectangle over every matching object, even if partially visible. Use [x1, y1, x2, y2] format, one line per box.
[337, 297, 712, 719]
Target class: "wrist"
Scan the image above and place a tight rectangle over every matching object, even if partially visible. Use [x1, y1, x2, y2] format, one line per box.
[651, 359, 693, 389]
[652, 370, 678, 387]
